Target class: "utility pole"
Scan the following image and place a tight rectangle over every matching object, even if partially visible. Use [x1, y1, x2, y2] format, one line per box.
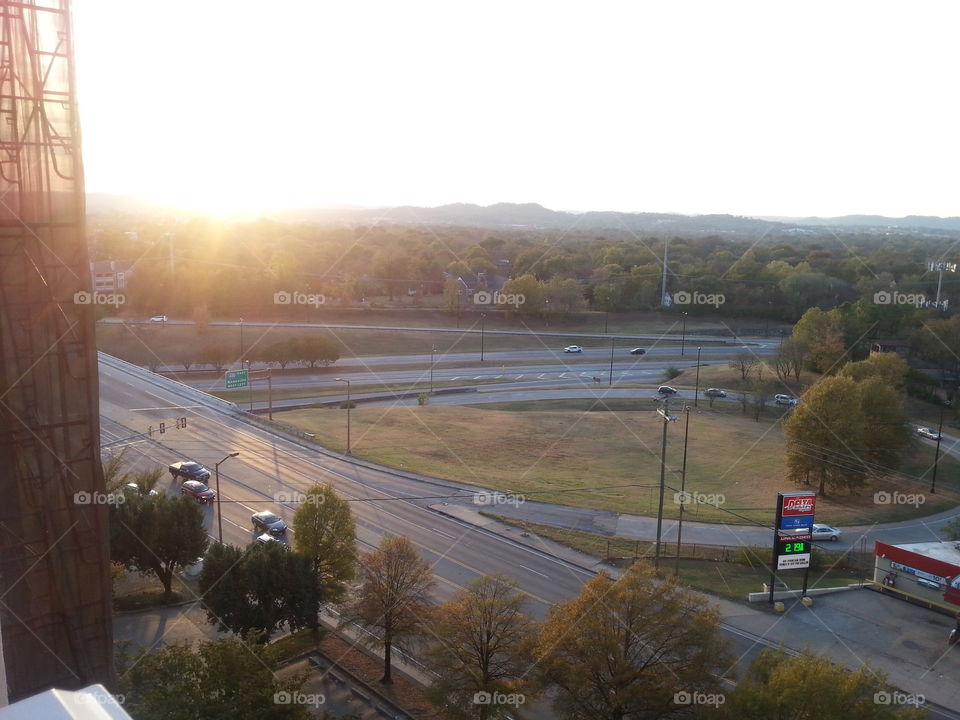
[336, 378, 352, 455]
[480, 313, 486, 362]
[931, 401, 950, 493]
[680, 311, 687, 356]
[660, 238, 670, 306]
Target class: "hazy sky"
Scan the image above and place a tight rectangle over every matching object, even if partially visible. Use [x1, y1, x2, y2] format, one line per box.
[72, 1, 960, 217]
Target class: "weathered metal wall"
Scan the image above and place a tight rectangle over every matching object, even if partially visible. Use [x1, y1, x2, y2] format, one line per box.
[0, 0, 113, 702]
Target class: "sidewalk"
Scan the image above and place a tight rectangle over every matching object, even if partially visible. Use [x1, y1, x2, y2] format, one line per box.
[434, 503, 960, 713]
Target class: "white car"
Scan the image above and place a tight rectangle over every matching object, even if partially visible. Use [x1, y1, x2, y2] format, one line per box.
[775, 394, 798, 406]
[917, 427, 942, 441]
[149, 315, 168, 323]
[811, 524, 841, 542]
[563, 345, 583, 353]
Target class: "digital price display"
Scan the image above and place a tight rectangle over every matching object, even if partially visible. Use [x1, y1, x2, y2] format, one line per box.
[778, 539, 809, 555]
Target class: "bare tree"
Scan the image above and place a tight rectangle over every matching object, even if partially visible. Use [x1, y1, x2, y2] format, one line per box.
[341, 536, 435, 683]
[729, 351, 760, 381]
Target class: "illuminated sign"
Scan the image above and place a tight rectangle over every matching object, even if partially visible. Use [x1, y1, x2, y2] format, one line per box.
[772, 491, 816, 573]
[777, 539, 810, 556]
[782, 494, 817, 517]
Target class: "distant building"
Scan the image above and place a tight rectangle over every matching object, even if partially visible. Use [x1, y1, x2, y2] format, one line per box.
[870, 339, 910, 357]
[89, 260, 134, 293]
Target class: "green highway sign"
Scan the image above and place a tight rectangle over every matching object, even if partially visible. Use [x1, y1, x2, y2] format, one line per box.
[225, 369, 249, 389]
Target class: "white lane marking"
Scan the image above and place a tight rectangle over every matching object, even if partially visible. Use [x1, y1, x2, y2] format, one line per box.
[514, 375, 524, 379]
[537, 374, 546, 379]
[559, 373, 568, 378]
[518, 564, 550, 579]
[129, 405, 204, 411]
[451, 376, 460, 381]
[473, 376, 483, 380]
[431, 528, 457, 540]
[494, 375, 503, 379]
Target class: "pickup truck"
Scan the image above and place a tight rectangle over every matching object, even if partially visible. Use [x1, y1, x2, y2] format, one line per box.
[168, 461, 211, 482]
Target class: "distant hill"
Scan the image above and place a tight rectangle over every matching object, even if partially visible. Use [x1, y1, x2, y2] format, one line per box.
[85, 194, 960, 238]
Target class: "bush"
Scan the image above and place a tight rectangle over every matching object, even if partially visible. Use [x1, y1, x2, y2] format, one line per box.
[662, 366, 682, 381]
[417, 393, 429, 406]
[339, 400, 356, 409]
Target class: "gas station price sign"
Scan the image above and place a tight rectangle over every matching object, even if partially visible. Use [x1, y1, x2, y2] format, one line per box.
[777, 538, 809, 556]
[772, 491, 816, 571]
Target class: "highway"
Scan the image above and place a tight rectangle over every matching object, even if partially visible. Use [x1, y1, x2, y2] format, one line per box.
[97, 353, 960, 716]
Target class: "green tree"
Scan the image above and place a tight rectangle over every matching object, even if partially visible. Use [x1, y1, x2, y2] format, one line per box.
[784, 376, 868, 496]
[424, 575, 535, 719]
[533, 563, 729, 720]
[340, 536, 435, 683]
[717, 648, 925, 720]
[500, 273, 545, 314]
[199, 540, 319, 642]
[292, 484, 357, 606]
[291, 336, 340, 367]
[839, 352, 909, 390]
[118, 637, 311, 720]
[793, 307, 848, 373]
[110, 493, 209, 600]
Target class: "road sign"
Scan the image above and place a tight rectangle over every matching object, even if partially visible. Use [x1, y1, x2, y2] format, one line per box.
[225, 369, 249, 389]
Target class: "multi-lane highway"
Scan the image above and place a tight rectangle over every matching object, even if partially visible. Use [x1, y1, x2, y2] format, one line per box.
[97, 352, 960, 716]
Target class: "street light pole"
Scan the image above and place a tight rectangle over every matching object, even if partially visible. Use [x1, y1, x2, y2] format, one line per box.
[680, 312, 687, 357]
[430, 345, 435, 393]
[675, 406, 691, 577]
[694, 346, 702, 408]
[655, 397, 675, 570]
[931, 401, 950, 494]
[336, 378, 351, 455]
[239, 317, 244, 363]
[215, 452, 239, 543]
[608, 337, 615, 386]
[480, 313, 486, 362]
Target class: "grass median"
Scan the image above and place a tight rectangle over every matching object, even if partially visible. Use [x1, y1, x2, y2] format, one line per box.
[275, 400, 960, 525]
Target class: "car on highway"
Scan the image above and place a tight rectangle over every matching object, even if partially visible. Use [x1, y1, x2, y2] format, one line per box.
[563, 345, 583, 353]
[149, 315, 168, 322]
[169, 461, 211, 482]
[180, 480, 216, 504]
[811, 523, 841, 541]
[256, 532, 286, 547]
[629, 348, 647, 355]
[703, 388, 727, 398]
[917, 426, 942, 441]
[775, 394, 798, 406]
[251, 511, 287, 536]
[657, 386, 679, 395]
[124, 482, 159, 498]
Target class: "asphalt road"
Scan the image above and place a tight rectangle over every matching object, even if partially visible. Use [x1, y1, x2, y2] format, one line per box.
[97, 352, 960, 715]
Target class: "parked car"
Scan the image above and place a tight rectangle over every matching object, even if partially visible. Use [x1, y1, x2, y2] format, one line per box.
[629, 348, 647, 355]
[703, 388, 727, 398]
[169, 461, 211, 482]
[180, 480, 216, 504]
[563, 345, 583, 353]
[775, 394, 798, 406]
[256, 532, 286, 546]
[811, 523, 841, 541]
[149, 315, 167, 322]
[251, 511, 287, 536]
[657, 386, 679, 395]
[917, 426, 942, 441]
[124, 482, 159, 498]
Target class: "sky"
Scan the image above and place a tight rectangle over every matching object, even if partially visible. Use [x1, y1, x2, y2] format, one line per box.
[72, 0, 960, 218]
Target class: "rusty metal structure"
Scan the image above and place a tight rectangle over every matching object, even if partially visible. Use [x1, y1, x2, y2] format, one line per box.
[0, 0, 113, 703]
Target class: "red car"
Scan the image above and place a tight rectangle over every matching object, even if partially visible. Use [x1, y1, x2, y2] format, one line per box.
[181, 480, 216, 504]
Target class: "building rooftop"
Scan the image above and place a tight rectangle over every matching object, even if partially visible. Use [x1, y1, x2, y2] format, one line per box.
[893, 541, 960, 567]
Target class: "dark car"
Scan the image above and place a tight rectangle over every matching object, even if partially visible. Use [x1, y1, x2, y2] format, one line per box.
[629, 348, 646, 355]
[181, 480, 216, 503]
[657, 386, 679, 395]
[703, 388, 727, 398]
[169, 461, 211, 482]
[251, 511, 287, 536]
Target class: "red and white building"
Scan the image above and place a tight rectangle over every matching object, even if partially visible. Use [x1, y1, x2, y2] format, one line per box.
[874, 540, 960, 611]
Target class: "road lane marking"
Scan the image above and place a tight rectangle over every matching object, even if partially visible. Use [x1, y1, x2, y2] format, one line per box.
[518, 564, 550, 579]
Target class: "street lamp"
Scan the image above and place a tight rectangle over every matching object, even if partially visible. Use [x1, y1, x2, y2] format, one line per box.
[215, 452, 239, 543]
[680, 312, 687, 357]
[931, 400, 950, 494]
[675, 405, 691, 577]
[654, 397, 677, 570]
[430, 345, 435, 393]
[239, 318, 244, 363]
[608, 337, 615, 386]
[694, 347, 702, 408]
[480, 313, 486, 362]
[245, 359, 252, 411]
[336, 378, 352, 455]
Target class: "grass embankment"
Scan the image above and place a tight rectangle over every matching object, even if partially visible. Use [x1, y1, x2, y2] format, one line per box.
[488, 515, 868, 603]
[276, 401, 960, 525]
